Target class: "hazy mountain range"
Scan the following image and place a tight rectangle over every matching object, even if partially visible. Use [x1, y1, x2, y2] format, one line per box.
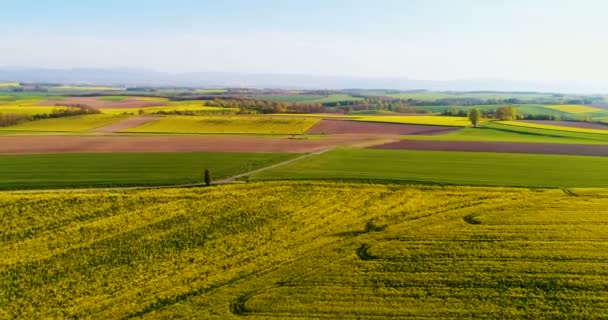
[1, 67, 606, 94]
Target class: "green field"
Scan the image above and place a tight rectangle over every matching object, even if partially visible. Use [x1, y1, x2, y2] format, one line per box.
[0, 93, 64, 101]
[403, 122, 608, 144]
[125, 115, 320, 134]
[0, 152, 294, 190]
[2, 182, 608, 319]
[486, 122, 608, 143]
[251, 148, 608, 187]
[0, 114, 127, 132]
[98, 95, 128, 101]
[356, 115, 476, 126]
[499, 120, 608, 135]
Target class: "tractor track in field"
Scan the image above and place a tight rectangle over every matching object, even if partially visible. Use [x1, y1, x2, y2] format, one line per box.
[214, 147, 333, 184]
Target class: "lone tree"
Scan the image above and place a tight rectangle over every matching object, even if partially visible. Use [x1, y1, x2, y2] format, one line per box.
[468, 108, 481, 127]
[204, 169, 211, 186]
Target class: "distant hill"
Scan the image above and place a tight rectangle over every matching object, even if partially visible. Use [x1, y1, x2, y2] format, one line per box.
[0, 67, 606, 94]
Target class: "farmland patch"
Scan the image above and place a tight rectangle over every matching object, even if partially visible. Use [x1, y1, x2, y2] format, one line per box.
[2, 183, 608, 318]
[305, 119, 460, 135]
[373, 139, 608, 156]
[124, 116, 320, 134]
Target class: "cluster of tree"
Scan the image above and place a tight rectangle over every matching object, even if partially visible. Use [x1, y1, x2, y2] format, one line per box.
[352, 97, 431, 114]
[204, 98, 326, 114]
[495, 105, 518, 120]
[442, 108, 470, 117]
[466, 106, 518, 127]
[151, 109, 237, 116]
[34, 104, 100, 119]
[373, 95, 604, 107]
[520, 114, 561, 121]
[0, 113, 29, 127]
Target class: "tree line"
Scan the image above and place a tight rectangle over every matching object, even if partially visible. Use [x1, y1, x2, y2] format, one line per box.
[0, 105, 99, 127]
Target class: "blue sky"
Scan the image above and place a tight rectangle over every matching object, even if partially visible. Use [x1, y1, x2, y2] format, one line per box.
[2, 0, 608, 83]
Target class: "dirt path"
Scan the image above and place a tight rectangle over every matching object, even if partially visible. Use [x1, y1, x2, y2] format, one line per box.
[215, 147, 333, 183]
[93, 116, 158, 133]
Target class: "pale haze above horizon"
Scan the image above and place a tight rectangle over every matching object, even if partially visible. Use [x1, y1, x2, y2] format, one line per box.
[2, 0, 608, 86]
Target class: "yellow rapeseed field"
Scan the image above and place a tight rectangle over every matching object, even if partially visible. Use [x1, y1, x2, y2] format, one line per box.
[124, 115, 320, 134]
[355, 115, 477, 127]
[0, 114, 128, 132]
[1, 182, 608, 319]
[544, 104, 600, 113]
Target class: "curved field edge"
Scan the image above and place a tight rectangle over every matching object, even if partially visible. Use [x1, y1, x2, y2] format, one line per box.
[249, 148, 608, 188]
[2, 182, 608, 319]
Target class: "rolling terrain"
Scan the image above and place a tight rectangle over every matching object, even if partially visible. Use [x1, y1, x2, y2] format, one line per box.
[1, 88, 608, 319]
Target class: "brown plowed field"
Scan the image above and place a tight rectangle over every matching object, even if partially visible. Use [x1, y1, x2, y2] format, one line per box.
[93, 116, 158, 133]
[0, 135, 387, 154]
[522, 120, 608, 130]
[372, 140, 608, 156]
[306, 119, 460, 135]
[38, 97, 166, 109]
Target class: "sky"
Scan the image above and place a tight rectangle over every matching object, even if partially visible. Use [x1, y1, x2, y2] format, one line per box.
[2, 0, 608, 84]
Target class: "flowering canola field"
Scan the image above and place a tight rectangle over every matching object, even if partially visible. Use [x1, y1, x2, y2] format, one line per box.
[1, 182, 608, 319]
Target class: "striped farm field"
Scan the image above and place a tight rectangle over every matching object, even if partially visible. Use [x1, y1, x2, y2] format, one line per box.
[402, 122, 608, 144]
[544, 104, 601, 113]
[251, 148, 608, 187]
[355, 115, 476, 127]
[2, 182, 608, 319]
[0, 114, 128, 132]
[0, 152, 294, 189]
[124, 115, 320, 134]
[499, 120, 608, 135]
